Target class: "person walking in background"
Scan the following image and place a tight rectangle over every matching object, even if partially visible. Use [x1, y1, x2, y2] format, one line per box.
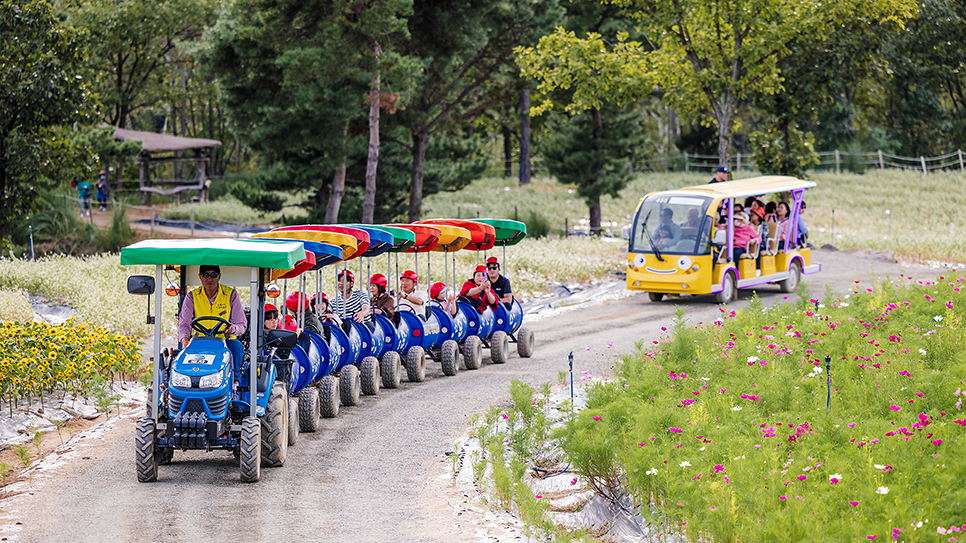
[96, 170, 107, 212]
[77, 177, 92, 216]
[710, 166, 728, 183]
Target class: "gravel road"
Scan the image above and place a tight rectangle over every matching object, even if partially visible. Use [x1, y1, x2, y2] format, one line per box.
[7, 248, 945, 543]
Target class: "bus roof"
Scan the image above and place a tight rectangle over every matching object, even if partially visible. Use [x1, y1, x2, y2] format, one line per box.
[676, 176, 817, 200]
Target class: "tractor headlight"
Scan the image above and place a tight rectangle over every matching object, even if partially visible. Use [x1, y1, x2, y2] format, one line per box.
[199, 371, 224, 390]
[170, 370, 191, 389]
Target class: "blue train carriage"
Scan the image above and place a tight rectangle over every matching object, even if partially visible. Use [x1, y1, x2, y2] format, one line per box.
[121, 238, 308, 483]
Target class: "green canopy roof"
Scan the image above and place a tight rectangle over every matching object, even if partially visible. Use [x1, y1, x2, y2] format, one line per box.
[473, 219, 527, 246]
[366, 225, 417, 253]
[120, 238, 305, 269]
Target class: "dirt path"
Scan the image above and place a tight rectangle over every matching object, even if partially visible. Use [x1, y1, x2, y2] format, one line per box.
[1, 248, 947, 543]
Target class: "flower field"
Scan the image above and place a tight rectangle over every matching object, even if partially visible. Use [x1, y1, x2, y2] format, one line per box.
[558, 276, 966, 542]
[0, 320, 142, 413]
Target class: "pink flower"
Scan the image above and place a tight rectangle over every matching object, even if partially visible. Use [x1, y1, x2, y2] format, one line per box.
[592, 416, 601, 421]
[779, 496, 787, 501]
[535, 494, 543, 499]
[676, 502, 683, 507]
[830, 478, 839, 485]
[571, 478, 577, 485]
[638, 442, 645, 446]
[890, 405, 901, 411]
[849, 501, 859, 506]
[668, 427, 682, 433]
[797, 475, 807, 481]
[710, 506, 717, 511]
[933, 439, 942, 446]
[867, 536, 877, 540]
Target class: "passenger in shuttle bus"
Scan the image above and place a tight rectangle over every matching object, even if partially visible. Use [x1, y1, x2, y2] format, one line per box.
[732, 212, 761, 261]
[652, 208, 682, 249]
[680, 208, 702, 228]
[764, 201, 778, 223]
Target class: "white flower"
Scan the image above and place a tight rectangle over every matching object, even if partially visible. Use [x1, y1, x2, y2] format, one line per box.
[919, 348, 928, 355]
[645, 468, 658, 475]
[680, 461, 691, 468]
[840, 302, 850, 307]
[874, 464, 886, 470]
[830, 473, 842, 480]
[699, 447, 706, 451]
[876, 486, 889, 495]
[747, 355, 759, 363]
[818, 304, 825, 308]
[732, 406, 742, 411]
[934, 315, 943, 322]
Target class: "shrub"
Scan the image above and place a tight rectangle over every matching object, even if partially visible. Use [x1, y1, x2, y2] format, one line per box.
[520, 210, 551, 239]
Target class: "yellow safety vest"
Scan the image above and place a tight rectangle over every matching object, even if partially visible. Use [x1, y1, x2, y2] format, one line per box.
[190, 284, 236, 340]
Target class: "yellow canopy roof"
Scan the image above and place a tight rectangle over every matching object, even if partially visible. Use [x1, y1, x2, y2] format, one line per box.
[253, 230, 359, 260]
[430, 224, 472, 252]
[678, 176, 817, 200]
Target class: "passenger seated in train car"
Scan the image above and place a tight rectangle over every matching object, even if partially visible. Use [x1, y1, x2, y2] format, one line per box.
[429, 282, 459, 317]
[749, 206, 769, 241]
[286, 291, 324, 336]
[652, 208, 681, 249]
[776, 200, 809, 250]
[732, 211, 762, 261]
[331, 269, 372, 326]
[764, 201, 778, 223]
[485, 256, 513, 307]
[459, 265, 499, 314]
[264, 303, 280, 331]
[311, 292, 341, 325]
[368, 274, 395, 320]
[395, 270, 428, 318]
[680, 208, 702, 229]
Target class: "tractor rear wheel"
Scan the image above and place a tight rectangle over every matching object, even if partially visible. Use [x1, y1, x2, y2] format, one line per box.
[380, 352, 401, 389]
[490, 331, 509, 364]
[463, 336, 482, 370]
[287, 395, 299, 446]
[298, 386, 320, 432]
[441, 340, 460, 376]
[319, 376, 340, 418]
[406, 346, 426, 382]
[239, 416, 261, 483]
[516, 326, 535, 358]
[340, 365, 361, 406]
[135, 417, 158, 483]
[361, 356, 380, 395]
[260, 382, 287, 467]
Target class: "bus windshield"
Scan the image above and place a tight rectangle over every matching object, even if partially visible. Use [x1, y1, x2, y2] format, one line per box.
[630, 195, 713, 256]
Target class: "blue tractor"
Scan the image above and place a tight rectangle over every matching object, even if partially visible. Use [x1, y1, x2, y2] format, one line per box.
[122, 238, 308, 483]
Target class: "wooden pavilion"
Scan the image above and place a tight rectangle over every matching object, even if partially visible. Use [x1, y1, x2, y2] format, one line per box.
[114, 128, 221, 204]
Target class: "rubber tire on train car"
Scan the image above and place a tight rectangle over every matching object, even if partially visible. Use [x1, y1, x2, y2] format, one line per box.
[516, 326, 534, 358]
[441, 340, 460, 376]
[380, 351, 402, 389]
[463, 336, 483, 370]
[339, 365, 361, 407]
[319, 376, 341, 419]
[298, 386, 320, 433]
[780, 261, 801, 293]
[239, 416, 261, 483]
[715, 271, 737, 304]
[648, 292, 664, 302]
[260, 382, 288, 468]
[406, 346, 427, 383]
[135, 417, 158, 483]
[489, 331, 509, 364]
[287, 395, 299, 446]
[361, 356, 380, 395]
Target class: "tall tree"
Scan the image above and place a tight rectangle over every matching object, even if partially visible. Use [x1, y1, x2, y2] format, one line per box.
[518, 0, 918, 166]
[1, 0, 92, 247]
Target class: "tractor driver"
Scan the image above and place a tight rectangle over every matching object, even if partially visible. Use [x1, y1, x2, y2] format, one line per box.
[484, 256, 513, 307]
[177, 265, 247, 370]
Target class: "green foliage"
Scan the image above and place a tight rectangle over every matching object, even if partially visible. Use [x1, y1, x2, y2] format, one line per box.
[95, 206, 133, 252]
[1, 0, 93, 246]
[556, 274, 966, 541]
[14, 445, 31, 470]
[0, 462, 11, 487]
[749, 121, 820, 178]
[520, 210, 550, 240]
[31, 430, 42, 455]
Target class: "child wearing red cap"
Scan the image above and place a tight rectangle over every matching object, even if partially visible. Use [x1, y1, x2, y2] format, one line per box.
[396, 270, 428, 318]
[429, 281, 458, 317]
[460, 265, 498, 314]
[484, 256, 513, 307]
[368, 274, 395, 320]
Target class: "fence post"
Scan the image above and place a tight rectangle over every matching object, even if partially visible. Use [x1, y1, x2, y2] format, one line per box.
[684, 152, 689, 174]
[190, 208, 195, 238]
[920, 156, 927, 174]
[878, 150, 884, 170]
[236, 221, 242, 239]
[834, 150, 840, 174]
[737, 153, 742, 172]
[150, 205, 155, 236]
[959, 150, 964, 172]
[565, 218, 568, 237]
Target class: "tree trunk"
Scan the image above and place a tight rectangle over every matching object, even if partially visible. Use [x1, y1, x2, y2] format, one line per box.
[362, 68, 380, 224]
[589, 107, 603, 236]
[714, 93, 736, 167]
[519, 88, 531, 185]
[503, 125, 513, 178]
[408, 131, 429, 223]
[324, 164, 346, 224]
[0, 134, 7, 239]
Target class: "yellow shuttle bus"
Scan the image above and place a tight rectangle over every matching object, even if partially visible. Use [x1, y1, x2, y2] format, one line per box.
[626, 176, 821, 303]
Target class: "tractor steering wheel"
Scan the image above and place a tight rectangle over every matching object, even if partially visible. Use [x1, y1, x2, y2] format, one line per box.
[191, 316, 232, 338]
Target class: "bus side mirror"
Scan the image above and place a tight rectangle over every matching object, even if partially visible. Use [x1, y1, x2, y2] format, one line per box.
[621, 225, 631, 240]
[127, 275, 156, 295]
[712, 229, 727, 246]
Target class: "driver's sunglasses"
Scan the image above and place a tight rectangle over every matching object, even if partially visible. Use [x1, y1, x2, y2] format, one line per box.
[486, 265, 499, 270]
[200, 271, 219, 278]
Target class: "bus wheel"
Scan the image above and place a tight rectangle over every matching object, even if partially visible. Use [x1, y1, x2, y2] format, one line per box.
[648, 292, 664, 302]
[780, 261, 801, 293]
[715, 271, 736, 304]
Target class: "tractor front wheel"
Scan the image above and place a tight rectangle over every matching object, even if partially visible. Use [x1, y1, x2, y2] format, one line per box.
[135, 417, 158, 483]
[239, 416, 261, 483]
[260, 382, 287, 467]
